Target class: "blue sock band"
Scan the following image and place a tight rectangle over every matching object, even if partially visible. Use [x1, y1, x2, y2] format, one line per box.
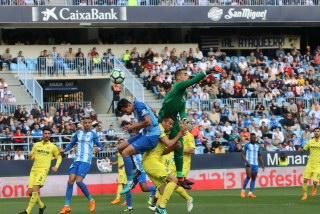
[250, 179, 256, 192]
[76, 181, 93, 201]
[243, 177, 250, 190]
[149, 186, 157, 197]
[126, 191, 133, 207]
[65, 183, 73, 206]
[124, 156, 135, 180]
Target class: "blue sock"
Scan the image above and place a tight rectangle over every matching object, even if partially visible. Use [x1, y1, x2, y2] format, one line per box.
[65, 183, 73, 206]
[76, 181, 93, 201]
[243, 177, 250, 190]
[250, 179, 256, 192]
[149, 186, 157, 197]
[126, 191, 133, 208]
[124, 156, 135, 180]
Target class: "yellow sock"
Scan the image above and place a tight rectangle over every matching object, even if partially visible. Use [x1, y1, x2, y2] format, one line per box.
[158, 182, 177, 208]
[38, 194, 45, 208]
[115, 183, 123, 200]
[303, 183, 308, 194]
[26, 192, 39, 213]
[155, 190, 161, 199]
[175, 186, 192, 201]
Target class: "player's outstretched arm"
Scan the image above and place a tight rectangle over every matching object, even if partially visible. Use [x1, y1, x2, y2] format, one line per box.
[175, 72, 206, 91]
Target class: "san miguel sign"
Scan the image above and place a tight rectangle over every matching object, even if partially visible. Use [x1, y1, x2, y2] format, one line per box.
[32, 6, 127, 22]
[208, 7, 268, 21]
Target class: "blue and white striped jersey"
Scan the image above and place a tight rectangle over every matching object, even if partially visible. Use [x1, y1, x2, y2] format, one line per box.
[244, 143, 260, 166]
[64, 130, 104, 164]
[132, 154, 145, 173]
[133, 100, 160, 136]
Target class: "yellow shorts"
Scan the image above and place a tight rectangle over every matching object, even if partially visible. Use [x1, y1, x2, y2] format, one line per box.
[28, 169, 49, 188]
[303, 165, 320, 181]
[143, 159, 172, 188]
[183, 163, 191, 178]
[118, 170, 127, 184]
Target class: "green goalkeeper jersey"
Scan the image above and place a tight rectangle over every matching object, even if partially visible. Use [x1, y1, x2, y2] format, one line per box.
[158, 72, 206, 121]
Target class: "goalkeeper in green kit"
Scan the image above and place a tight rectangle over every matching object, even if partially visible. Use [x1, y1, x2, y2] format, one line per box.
[158, 68, 208, 189]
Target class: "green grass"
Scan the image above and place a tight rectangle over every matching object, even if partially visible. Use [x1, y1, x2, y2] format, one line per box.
[1, 188, 319, 214]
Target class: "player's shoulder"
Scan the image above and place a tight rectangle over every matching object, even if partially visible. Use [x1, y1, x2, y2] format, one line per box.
[90, 130, 98, 137]
[134, 100, 147, 110]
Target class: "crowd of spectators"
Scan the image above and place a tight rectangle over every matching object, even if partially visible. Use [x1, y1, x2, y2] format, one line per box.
[0, 78, 16, 104]
[0, 47, 115, 75]
[0, 102, 119, 160]
[124, 45, 320, 154]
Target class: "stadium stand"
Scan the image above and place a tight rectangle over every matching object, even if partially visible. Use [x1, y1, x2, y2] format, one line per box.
[124, 45, 320, 154]
[1, 44, 320, 159]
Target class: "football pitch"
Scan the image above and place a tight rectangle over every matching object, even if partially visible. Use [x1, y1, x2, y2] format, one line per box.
[1, 187, 319, 214]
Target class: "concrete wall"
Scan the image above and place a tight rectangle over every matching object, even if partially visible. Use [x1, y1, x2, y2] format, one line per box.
[0, 44, 198, 58]
[77, 78, 113, 114]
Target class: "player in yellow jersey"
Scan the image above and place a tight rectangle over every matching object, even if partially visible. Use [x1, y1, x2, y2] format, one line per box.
[182, 123, 195, 181]
[143, 116, 193, 214]
[111, 153, 127, 205]
[19, 127, 62, 214]
[301, 127, 320, 200]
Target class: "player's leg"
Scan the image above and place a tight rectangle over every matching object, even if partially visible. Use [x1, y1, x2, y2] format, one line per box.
[74, 163, 95, 213]
[183, 160, 194, 186]
[310, 171, 319, 197]
[119, 137, 139, 194]
[124, 191, 134, 212]
[248, 165, 258, 198]
[60, 174, 76, 214]
[112, 183, 124, 204]
[20, 170, 47, 214]
[21, 185, 41, 214]
[171, 121, 190, 190]
[241, 165, 252, 198]
[175, 186, 194, 212]
[138, 172, 157, 203]
[121, 135, 159, 194]
[302, 167, 312, 200]
[156, 174, 178, 214]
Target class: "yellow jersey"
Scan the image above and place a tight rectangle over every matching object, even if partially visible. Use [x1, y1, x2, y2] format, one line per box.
[144, 124, 168, 161]
[304, 138, 320, 167]
[183, 131, 195, 167]
[30, 141, 62, 170]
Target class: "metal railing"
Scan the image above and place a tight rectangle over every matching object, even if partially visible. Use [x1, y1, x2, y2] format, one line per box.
[17, 71, 44, 108]
[187, 97, 320, 112]
[0, 133, 124, 159]
[1, 0, 319, 6]
[12, 57, 114, 76]
[43, 101, 92, 112]
[0, 101, 91, 114]
[114, 58, 145, 102]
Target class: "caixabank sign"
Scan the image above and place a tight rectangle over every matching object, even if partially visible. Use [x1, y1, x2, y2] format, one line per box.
[32, 6, 127, 22]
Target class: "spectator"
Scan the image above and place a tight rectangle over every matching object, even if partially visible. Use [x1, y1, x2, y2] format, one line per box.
[2, 48, 12, 70]
[105, 124, 117, 141]
[13, 127, 25, 151]
[31, 124, 42, 143]
[13, 149, 25, 160]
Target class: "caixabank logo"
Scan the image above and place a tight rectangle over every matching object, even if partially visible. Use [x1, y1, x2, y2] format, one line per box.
[32, 6, 127, 22]
[208, 7, 268, 22]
